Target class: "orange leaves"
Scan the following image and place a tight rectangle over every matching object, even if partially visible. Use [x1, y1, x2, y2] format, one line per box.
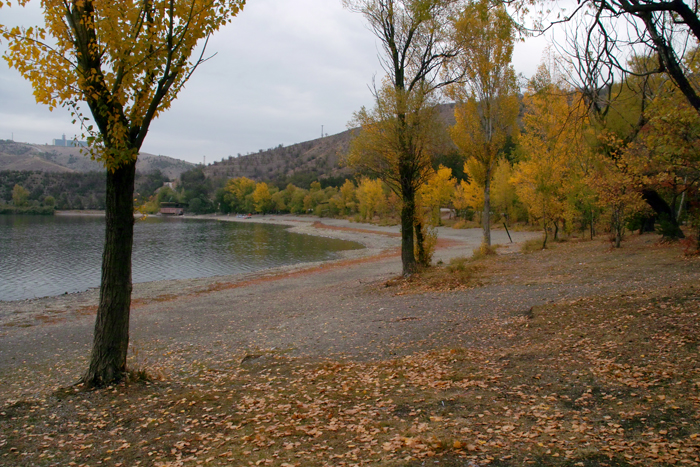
[3, 0, 246, 165]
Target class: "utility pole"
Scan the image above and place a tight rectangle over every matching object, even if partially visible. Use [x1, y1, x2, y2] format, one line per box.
[321, 125, 324, 138]
[203, 155, 206, 166]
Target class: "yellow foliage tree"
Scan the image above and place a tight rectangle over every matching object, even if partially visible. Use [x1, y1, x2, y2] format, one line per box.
[513, 65, 579, 248]
[418, 165, 456, 225]
[452, 178, 482, 221]
[490, 158, 518, 223]
[590, 147, 646, 248]
[338, 179, 358, 215]
[355, 177, 386, 221]
[1, 0, 246, 386]
[344, 0, 459, 274]
[225, 177, 257, 213]
[253, 182, 272, 214]
[11, 184, 30, 207]
[449, 0, 519, 246]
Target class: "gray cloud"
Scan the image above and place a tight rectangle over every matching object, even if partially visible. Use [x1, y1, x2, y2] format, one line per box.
[1, 0, 547, 164]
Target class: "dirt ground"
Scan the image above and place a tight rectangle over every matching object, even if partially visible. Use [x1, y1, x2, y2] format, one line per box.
[0, 215, 534, 395]
[0, 219, 699, 466]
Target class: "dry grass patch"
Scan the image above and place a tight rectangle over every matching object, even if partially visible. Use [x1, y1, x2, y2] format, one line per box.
[382, 255, 487, 293]
[521, 236, 546, 253]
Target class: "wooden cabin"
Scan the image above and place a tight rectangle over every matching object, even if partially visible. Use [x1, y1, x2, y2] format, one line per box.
[159, 202, 185, 215]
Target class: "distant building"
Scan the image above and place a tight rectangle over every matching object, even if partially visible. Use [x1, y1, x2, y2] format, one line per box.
[160, 202, 185, 216]
[52, 134, 87, 147]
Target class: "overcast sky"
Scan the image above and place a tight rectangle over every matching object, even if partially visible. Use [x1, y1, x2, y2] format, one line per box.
[0, 0, 550, 165]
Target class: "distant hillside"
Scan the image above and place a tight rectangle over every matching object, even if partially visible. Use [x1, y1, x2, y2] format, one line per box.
[203, 129, 355, 185]
[0, 140, 194, 179]
[202, 103, 459, 186]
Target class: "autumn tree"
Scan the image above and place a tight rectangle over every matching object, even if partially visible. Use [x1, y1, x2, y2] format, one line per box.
[11, 184, 30, 207]
[225, 177, 257, 213]
[551, 0, 700, 115]
[453, 175, 482, 220]
[590, 145, 646, 247]
[513, 65, 578, 248]
[356, 177, 386, 221]
[252, 182, 273, 214]
[641, 85, 700, 225]
[1, 0, 246, 386]
[619, 71, 700, 240]
[449, 0, 519, 246]
[336, 179, 358, 215]
[344, 0, 461, 274]
[572, 53, 690, 239]
[418, 165, 456, 225]
[490, 158, 521, 223]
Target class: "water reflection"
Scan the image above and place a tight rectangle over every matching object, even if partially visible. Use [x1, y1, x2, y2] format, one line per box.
[0, 216, 361, 301]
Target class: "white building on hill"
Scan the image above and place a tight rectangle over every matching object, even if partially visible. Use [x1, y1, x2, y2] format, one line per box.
[52, 134, 87, 147]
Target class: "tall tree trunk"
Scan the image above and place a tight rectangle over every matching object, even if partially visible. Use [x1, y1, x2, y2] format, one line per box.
[415, 218, 427, 266]
[482, 175, 491, 246]
[400, 185, 417, 275]
[397, 103, 419, 276]
[542, 199, 548, 249]
[642, 188, 685, 239]
[613, 205, 623, 248]
[81, 159, 136, 387]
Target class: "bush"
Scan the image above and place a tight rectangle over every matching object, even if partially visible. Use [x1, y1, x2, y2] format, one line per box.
[521, 237, 546, 253]
[188, 198, 204, 214]
[0, 204, 54, 215]
[656, 213, 682, 240]
[471, 243, 497, 260]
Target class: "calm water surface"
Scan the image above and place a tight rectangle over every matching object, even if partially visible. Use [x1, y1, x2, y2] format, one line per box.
[0, 215, 362, 301]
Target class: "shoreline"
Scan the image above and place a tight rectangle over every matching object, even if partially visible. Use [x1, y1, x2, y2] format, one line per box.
[0, 213, 538, 328]
[0, 214, 403, 327]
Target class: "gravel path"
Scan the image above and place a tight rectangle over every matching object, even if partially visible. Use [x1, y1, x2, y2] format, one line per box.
[0, 215, 545, 401]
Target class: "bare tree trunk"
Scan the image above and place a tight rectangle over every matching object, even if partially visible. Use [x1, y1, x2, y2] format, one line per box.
[541, 198, 548, 249]
[642, 188, 685, 239]
[613, 205, 623, 248]
[482, 175, 491, 246]
[542, 220, 548, 249]
[400, 182, 417, 275]
[81, 159, 136, 387]
[415, 218, 427, 266]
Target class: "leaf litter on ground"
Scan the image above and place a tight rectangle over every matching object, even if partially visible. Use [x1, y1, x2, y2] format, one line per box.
[1, 234, 699, 466]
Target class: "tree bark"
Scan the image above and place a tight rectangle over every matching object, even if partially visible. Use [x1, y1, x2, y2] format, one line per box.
[542, 199, 548, 249]
[482, 175, 491, 246]
[637, 9, 700, 115]
[415, 219, 427, 266]
[642, 188, 685, 239]
[400, 185, 418, 275]
[81, 159, 136, 387]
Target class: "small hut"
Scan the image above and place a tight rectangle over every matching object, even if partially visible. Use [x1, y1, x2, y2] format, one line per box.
[159, 202, 185, 215]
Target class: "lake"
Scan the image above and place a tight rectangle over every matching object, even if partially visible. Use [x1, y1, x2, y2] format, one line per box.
[0, 215, 362, 301]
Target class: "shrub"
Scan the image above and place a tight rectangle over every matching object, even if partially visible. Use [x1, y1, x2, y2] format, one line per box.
[521, 237, 546, 253]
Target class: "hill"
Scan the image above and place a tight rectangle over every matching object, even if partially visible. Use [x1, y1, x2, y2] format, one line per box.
[202, 129, 356, 186]
[0, 140, 194, 179]
[201, 103, 459, 186]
